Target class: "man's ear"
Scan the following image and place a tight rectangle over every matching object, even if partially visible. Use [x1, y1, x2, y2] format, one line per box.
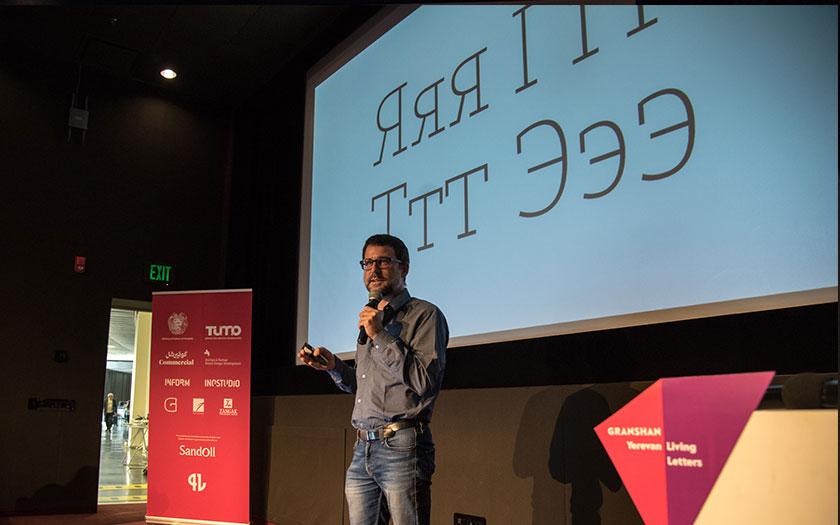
[401, 263, 409, 279]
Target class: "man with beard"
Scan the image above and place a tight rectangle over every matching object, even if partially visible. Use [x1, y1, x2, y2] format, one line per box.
[299, 233, 449, 525]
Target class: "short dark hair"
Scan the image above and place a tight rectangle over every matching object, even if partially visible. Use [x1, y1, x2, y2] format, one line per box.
[362, 234, 409, 266]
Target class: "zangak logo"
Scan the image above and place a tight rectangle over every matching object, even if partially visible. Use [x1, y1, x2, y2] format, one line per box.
[219, 397, 238, 416]
[193, 398, 205, 414]
[164, 397, 178, 413]
[188, 473, 206, 492]
[167, 312, 189, 335]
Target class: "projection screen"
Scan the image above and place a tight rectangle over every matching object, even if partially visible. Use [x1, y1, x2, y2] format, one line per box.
[298, 5, 838, 358]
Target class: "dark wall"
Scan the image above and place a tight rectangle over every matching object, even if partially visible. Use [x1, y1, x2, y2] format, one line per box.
[254, 302, 838, 396]
[226, 6, 383, 371]
[0, 59, 231, 514]
[442, 302, 838, 390]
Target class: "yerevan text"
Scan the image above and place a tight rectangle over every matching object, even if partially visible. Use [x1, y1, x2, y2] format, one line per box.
[625, 440, 662, 451]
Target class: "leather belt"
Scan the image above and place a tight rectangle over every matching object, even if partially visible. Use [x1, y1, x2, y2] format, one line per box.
[357, 420, 419, 441]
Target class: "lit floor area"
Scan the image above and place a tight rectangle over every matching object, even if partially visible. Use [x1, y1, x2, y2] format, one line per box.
[98, 418, 147, 505]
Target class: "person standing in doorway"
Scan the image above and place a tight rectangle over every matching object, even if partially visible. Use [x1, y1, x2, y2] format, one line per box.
[103, 392, 117, 432]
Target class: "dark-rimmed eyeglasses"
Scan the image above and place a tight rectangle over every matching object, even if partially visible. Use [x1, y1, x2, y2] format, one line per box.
[360, 257, 402, 270]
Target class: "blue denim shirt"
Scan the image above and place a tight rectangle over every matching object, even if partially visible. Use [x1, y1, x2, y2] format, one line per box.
[328, 289, 449, 431]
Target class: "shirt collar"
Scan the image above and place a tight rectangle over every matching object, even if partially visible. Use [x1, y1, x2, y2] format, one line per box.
[387, 288, 411, 313]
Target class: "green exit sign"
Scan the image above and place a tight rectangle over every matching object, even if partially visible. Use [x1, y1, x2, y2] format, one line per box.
[147, 264, 174, 284]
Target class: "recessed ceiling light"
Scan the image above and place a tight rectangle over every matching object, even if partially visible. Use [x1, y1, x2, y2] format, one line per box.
[160, 69, 177, 80]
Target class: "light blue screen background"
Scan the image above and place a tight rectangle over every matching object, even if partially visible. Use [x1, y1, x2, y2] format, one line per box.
[307, 5, 838, 354]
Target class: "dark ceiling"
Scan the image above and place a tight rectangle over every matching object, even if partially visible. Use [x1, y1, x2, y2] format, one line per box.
[0, 4, 381, 108]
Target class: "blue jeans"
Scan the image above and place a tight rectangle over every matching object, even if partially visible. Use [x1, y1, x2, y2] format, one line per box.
[345, 424, 435, 525]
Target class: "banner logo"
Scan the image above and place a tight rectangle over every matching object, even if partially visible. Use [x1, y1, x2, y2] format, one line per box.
[188, 473, 206, 492]
[193, 398, 205, 414]
[220, 397, 239, 416]
[164, 397, 178, 412]
[159, 351, 194, 366]
[164, 378, 190, 387]
[168, 312, 189, 335]
[204, 378, 241, 388]
[180, 445, 217, 458]
[205, 325, 242, 337]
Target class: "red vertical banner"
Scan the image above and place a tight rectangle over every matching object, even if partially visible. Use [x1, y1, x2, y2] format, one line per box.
[146, 289, 252, 525]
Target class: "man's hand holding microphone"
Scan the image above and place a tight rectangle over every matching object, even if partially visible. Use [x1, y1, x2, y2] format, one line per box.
[301, 289, 388, 371]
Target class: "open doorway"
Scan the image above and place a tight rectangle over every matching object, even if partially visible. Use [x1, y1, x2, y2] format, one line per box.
[98, 300, 152, 505]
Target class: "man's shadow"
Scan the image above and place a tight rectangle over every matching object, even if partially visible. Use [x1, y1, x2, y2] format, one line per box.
[514, 383, 643, 524]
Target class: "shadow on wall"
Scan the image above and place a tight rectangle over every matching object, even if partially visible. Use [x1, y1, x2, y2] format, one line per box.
[514, 384, 644, 525]
[11, 466, 98, 516]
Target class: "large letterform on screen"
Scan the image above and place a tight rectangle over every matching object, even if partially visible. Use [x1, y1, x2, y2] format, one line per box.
[302, 5, 838, 356]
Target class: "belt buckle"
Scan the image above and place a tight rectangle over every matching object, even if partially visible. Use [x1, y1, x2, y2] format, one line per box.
[359, 423, 405, 442]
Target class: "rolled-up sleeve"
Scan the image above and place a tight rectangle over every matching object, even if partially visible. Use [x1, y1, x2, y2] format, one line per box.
[328, 357, 357, 394]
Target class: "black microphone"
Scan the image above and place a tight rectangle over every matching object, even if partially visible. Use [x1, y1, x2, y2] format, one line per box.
[358, 290, 383, 345]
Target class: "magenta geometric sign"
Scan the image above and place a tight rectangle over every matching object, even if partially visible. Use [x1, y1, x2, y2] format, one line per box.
[594, 371, 774, 525]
